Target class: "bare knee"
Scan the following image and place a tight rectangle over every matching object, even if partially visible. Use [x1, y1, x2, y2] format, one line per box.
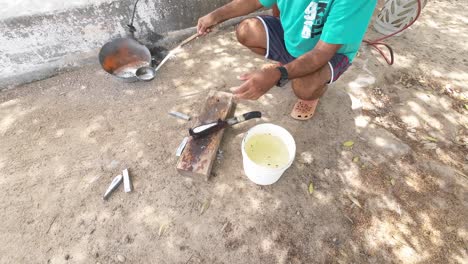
[292, 79, 327, 101]
[236, 18, 263, 46]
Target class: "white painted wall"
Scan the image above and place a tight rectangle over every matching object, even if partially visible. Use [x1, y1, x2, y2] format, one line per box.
[0, 0, 231, 88]
[0, 0, 113, 19]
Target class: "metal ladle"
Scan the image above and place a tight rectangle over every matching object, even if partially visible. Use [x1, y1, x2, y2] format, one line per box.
[133, 33, 199, 81]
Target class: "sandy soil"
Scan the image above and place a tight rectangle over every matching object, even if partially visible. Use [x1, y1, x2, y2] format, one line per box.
[1, 0, 467, 263]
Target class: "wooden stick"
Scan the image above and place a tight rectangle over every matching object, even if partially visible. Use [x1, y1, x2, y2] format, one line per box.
[45, 215, 58, 234]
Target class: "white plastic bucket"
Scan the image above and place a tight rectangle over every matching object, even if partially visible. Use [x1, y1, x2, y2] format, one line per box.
[374, 0, 427, 36]
[241, 123, 296, 185]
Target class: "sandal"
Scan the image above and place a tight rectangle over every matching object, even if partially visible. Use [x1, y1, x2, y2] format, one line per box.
[290, 99, 319, 120]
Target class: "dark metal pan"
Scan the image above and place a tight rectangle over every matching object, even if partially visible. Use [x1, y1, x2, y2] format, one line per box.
[98, 0, 155, 82]
[99, 37, 152, 81]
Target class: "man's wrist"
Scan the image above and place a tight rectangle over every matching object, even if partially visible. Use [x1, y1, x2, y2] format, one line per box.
[275, 66, 289, 87]
[272, 67, 282, 82]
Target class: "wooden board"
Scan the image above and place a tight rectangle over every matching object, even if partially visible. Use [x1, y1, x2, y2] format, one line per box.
[176, 90, 234, 180]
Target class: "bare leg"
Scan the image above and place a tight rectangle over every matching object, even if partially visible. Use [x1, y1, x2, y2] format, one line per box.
[236, 18, 332, 120]
[289, 64, 331, 120]
[236, 18, 267, 56]
[291, 64, 331, 101]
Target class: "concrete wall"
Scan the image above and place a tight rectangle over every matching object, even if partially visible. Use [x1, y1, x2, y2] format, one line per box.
[0, 0, 230, 89]
[1, 0, 114, 19]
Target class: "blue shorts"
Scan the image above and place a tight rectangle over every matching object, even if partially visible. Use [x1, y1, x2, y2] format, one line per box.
[256, 15, 351, 84]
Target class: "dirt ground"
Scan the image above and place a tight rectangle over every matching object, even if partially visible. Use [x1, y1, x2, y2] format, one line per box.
[1, 1, 467, 263]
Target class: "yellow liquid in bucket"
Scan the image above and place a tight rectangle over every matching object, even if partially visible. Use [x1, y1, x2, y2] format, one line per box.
[245, 133, 290, 168]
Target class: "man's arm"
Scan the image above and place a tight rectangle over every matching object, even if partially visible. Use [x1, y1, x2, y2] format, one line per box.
[198, 0, 263, 35]
[284, 41, 341, 79]
[233, 41, 341, 100]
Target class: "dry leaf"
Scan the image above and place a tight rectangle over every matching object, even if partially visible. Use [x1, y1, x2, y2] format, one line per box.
[308, 182, 314, 195]
[200, 200, 211, 215]
[220, 222, 229, 232]
[344, 215, 354, 224]
[390, 178, 395, 186]
[353, 157, 360, 163]
[343, 141, 355, 148]
[348, 195, 362, 209]
[158, 223, 167, 237]
[456, 171, 468, 180]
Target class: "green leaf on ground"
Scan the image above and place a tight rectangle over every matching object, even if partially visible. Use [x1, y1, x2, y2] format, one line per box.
[353, 157, 360, 163]
[425, 136, 438, 142]
[464, 104, 468, 110]
[343, 141, 355, 148]
[308, 182, 314, 195]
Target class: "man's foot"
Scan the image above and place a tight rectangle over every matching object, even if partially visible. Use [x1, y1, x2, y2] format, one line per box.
[290, 99, 319, 120]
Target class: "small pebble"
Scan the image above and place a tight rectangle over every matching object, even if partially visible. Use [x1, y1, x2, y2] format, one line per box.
[123, 234, 131, 244]
[64, 254, 70, 260]
[296, 211, 300, 216]
[117, 255, 126, 262]
[300, 152, 314, 164]
[109, 160, 119, 169]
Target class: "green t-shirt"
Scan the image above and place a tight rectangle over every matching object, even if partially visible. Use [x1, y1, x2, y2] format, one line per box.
[259, 0, 377, 61]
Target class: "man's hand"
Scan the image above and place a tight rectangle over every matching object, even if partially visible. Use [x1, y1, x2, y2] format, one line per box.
[233, 67, 281, 100]
[197, 0, 262, 36]
[197, 13, 218, 35]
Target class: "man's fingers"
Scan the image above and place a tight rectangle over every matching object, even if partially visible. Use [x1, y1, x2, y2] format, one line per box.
[197, 23, 214, 36]
[231, 85, 249, 95]
[237, 73, 249, 81]
[237, 73, 251, 81]
[233, 84, 255, 100]
[198, 26, 206, 35]
[234, 91, 256, 100]
[197, 21, 203, 34]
